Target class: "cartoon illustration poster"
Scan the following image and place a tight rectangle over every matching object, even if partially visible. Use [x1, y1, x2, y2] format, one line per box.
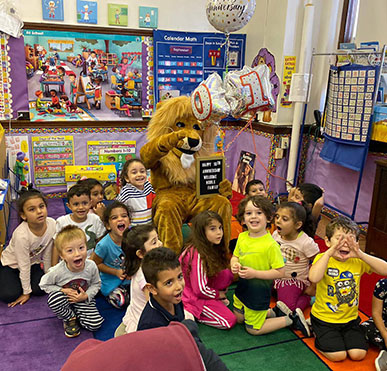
[139, 6, 158, 29]
[31, 136, 74, 187]
[77, 0, 98, 24]
[5, 136, 32, 198]
[231, 151, 256, 195]
[108, 4, 128, 26]
[42, 0, 64, 21]
[23, 28, 153, 121]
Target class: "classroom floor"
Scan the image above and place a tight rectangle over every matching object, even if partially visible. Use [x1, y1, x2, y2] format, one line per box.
[0, 199, 381, 370]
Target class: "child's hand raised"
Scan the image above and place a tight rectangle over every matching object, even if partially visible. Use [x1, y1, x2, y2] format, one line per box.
[93, 202, 105, 219]
[345, 234, 362, 259]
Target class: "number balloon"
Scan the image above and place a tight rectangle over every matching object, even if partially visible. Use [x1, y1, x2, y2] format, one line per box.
[224, 64, 275, 119]
[191, 73, 230, 124]
[206, 0, 256, 33]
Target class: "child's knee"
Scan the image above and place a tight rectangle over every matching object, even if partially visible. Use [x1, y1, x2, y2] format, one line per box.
[347, 348, 367, 361]
[79, 316, 104, 332]
[233, 309, 244, 324]
[322, 350, 347, 362]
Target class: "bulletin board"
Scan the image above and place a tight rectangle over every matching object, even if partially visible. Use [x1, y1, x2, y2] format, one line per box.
[323, 64, 378, 144]
[31, 135, 75, 187]
[153, 29, 246, 104]
[5, 23, 153, 125]
[23, 26, 153, 121]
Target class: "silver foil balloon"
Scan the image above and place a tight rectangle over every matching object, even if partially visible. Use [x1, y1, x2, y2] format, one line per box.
[206, 0, 256, 33]
[224, 64, 274, 119]
[191, 72, 230, 124]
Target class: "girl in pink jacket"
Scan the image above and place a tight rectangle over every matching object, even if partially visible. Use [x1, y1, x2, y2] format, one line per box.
[180, 211, 236, 329]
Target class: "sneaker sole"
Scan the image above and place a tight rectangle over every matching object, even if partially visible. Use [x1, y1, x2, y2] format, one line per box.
[295, 308, 311, 337]
[276, 301, 292, 316]
[64, 330, 80, 338]
[375, 350, 387, 371]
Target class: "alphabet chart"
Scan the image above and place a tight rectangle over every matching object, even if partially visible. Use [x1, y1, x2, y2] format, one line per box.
[323, 64, 378, 144]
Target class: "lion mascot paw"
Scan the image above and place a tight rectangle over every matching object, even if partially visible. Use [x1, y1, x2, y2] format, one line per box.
[140, 96, 232, 252]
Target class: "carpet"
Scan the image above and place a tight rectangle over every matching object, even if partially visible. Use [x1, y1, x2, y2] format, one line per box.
[0, 295, 94, 371]
[94, 295, 126, 341]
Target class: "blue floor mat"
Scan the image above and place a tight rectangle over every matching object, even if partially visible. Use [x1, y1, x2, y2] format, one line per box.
[94, 295, 126, 341]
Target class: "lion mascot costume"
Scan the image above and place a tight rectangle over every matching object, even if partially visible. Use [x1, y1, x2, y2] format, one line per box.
[140, 96, 232, 252]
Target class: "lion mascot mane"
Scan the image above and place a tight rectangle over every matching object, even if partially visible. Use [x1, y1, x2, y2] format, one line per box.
[140, 96, 232, 252]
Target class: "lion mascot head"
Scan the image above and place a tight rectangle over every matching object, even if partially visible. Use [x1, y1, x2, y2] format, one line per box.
[146, 96, 217, 185]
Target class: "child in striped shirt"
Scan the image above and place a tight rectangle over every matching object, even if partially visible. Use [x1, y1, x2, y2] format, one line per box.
[116, 158, 155, 225]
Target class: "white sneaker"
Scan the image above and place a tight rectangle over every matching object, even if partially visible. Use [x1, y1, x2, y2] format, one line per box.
[375, 350, 387, 371]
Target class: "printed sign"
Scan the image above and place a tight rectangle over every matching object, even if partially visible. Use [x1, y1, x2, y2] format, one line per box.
[32, 136, 74, 187]
[196, 156, 225, 198]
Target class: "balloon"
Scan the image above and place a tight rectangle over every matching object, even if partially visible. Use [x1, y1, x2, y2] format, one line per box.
[206, 0, 256, 33]
[191, 73, 230, 124]
[224, 64, 275, 119]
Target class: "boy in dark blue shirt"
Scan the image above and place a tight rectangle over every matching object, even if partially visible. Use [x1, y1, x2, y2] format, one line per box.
[137, 247, 228, 371]
[137, 247, 185, 331]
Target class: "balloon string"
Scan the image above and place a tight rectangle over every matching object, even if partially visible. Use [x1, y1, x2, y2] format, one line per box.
[218, 33, 230, 74]
[222, 115, 290, 184]
[225, 33, 230, 74]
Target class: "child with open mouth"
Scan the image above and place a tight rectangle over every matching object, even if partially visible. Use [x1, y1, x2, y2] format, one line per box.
[91, 201, 132, 308]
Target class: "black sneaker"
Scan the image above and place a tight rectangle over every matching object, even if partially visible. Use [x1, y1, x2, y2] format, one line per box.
[375, 350, 387, 371]
[273, 301, 292, 317]
[63, 317, 80, 338]
[289, 308, 310, 337]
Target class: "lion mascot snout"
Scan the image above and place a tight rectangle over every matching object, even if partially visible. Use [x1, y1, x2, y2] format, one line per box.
[140, 96, 232, 252]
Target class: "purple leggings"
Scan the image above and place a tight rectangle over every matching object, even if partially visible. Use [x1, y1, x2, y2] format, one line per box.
[276, 282, 310, 312]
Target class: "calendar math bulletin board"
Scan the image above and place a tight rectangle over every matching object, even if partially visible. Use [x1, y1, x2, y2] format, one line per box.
[153, 30, 246, 104]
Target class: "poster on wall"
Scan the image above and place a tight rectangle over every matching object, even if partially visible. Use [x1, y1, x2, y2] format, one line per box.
[0, 33, 13, 120]
[23, 28, 154, 121]
[108, 4, 128, 26]
[42, 0, 64, 21]
[77, 0, 98, 24]
[231, 150, 256, 195]
[280, 56, 296, 108]
[5, 136, 32, 198]
[87, 140, 136, 174]
[153, 30, 246, 104]
[32, 136, 75, 187]
[139, 6, 158, 29]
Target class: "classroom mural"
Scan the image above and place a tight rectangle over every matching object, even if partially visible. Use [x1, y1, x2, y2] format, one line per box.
[23, 29, 154, 121]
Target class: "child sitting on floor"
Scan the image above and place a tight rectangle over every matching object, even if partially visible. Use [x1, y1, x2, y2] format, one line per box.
[273, 202, 319, 317]
[231, 196, 310, 337]
[115, 223, 163, 336]
[309, 216, 387, 362]
[116, 158, 155, 226]
[137, 247, 191, 331]
[0, 189, 55, 307]
[180, 210, 236, 329]
[53, 184, 105, 265]
[288, 183, 324, 225]
[245, 179, 267, 197]
[77, 178, 105, 219]
[361, 278, 387, 371]
[40, 226, 104, 338]
[91, 201, 131, 309]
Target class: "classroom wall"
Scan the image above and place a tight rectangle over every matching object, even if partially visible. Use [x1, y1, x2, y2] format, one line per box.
[356, 0, 387, 46]
[16, 0, 215, 32]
